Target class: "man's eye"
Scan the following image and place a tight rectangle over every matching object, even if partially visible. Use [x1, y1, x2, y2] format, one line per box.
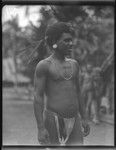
[64, 39, 72, 42]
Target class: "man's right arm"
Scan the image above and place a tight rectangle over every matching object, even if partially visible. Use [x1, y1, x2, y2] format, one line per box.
[33, 60, 47, 130]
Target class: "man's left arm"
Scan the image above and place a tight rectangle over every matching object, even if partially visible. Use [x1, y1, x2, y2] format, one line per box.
[75, 62, 86, 119]
[75, 61, 90, 136]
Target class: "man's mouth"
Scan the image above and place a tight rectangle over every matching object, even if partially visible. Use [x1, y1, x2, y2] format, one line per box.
[67, 46, 72, 50]
[66, 49, 72, 56]
[68, 49, 72, 53]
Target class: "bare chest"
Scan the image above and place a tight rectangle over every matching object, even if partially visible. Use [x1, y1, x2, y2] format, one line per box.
[48, 60, 77, 81]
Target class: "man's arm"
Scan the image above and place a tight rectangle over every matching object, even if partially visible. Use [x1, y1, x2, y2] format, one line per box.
[75, 61, 90, 136]
[33, 60, 47, 130]
[33, 60, 50, 144]
[75, 61, 86, 120]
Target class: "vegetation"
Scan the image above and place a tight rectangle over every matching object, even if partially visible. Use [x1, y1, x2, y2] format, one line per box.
[2, 5, 114, 83]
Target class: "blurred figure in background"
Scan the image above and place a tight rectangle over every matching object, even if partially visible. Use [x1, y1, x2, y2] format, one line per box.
[91, 67, 103, 124]
[100, 52, 114, 115]
[81, 63, 93, 121]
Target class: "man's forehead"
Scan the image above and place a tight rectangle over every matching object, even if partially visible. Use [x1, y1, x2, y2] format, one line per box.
[60, 33, 73, 40]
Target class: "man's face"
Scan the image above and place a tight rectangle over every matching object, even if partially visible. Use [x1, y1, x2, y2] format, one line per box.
[56, 33, 73, 56]
[87, 64, 92, 73]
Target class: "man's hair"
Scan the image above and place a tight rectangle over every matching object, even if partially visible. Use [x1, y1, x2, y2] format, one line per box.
[45, 22, 75, 47]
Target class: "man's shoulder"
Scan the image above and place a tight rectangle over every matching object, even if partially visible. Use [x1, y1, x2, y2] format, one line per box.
[36, 56, 51, 68]
[66, 58, 76, 62]
[35, 56, 51, 74]
[67, 58, 79, 66]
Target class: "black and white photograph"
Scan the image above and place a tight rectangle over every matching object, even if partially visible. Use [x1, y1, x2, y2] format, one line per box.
[1, 0, 115, 2]
[2, 3, 114, 146]
[1, 148, 116, 150]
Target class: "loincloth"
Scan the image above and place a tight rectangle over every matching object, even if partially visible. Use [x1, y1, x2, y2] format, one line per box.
[44, 109, 76, 145]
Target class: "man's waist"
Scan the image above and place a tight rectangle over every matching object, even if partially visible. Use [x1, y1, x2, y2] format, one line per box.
[44, 108, 78, 119]
[44, 108, 58, 117]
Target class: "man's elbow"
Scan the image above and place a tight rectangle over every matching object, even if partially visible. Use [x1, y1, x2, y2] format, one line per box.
[33, 94, 44, 107]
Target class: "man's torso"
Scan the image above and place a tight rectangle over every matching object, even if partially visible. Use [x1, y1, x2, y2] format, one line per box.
[43, 56, 80, 118]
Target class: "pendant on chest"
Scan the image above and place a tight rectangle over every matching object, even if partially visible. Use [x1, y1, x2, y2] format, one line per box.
[49, 61, 75, 81]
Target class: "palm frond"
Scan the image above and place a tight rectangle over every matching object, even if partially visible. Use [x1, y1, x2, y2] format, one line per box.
[17, 40, 43, 66]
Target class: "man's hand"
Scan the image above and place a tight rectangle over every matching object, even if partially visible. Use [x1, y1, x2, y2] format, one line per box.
[38, 128, 50, 145]
[81, 120, 90, 137]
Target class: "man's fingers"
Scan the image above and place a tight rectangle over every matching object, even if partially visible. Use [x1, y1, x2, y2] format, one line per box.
[39, 136, 50, 144]
[38, 129, 50, 144]
[39, 139, 50, 145]
[45, 135, 50, 144]
[81, 121, 90, 137]
[83, 124, 90, 137]
[45, 132, 49, 138]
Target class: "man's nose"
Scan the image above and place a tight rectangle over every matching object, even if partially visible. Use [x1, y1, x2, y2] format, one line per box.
[68, 41, 73, 47]
[69, 41, 73, 45]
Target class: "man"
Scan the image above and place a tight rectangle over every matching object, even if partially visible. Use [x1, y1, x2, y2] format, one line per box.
[81, 64, 93, 120]
[33, 22, 90, 145]
[91, 67, 103, 124]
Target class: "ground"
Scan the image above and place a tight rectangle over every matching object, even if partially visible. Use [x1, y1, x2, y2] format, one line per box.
[2, 87, 114, 146]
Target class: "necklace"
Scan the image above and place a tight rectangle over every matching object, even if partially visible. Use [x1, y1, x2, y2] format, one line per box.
[52, 57, 73, 80]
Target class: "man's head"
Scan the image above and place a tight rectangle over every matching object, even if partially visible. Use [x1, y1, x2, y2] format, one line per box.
[92, 67, 101, 80]
[45, 22, 75, 56]
[92, 67, 102, 89]
[86, 64, 93, 73]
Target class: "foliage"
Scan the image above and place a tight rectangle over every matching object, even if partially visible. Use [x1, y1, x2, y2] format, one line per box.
[50, 5, 114, 66]
[2, 5, 114, 83]
[50, 5, 88, 22]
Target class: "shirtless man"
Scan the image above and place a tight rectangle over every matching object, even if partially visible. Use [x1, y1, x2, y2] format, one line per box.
[82, 64, 93, 120]
[33, 22, 90, 145]
[91, 67, 103, 124]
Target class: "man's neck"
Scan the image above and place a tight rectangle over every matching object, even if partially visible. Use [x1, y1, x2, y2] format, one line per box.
[52, 52, 66, 62]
